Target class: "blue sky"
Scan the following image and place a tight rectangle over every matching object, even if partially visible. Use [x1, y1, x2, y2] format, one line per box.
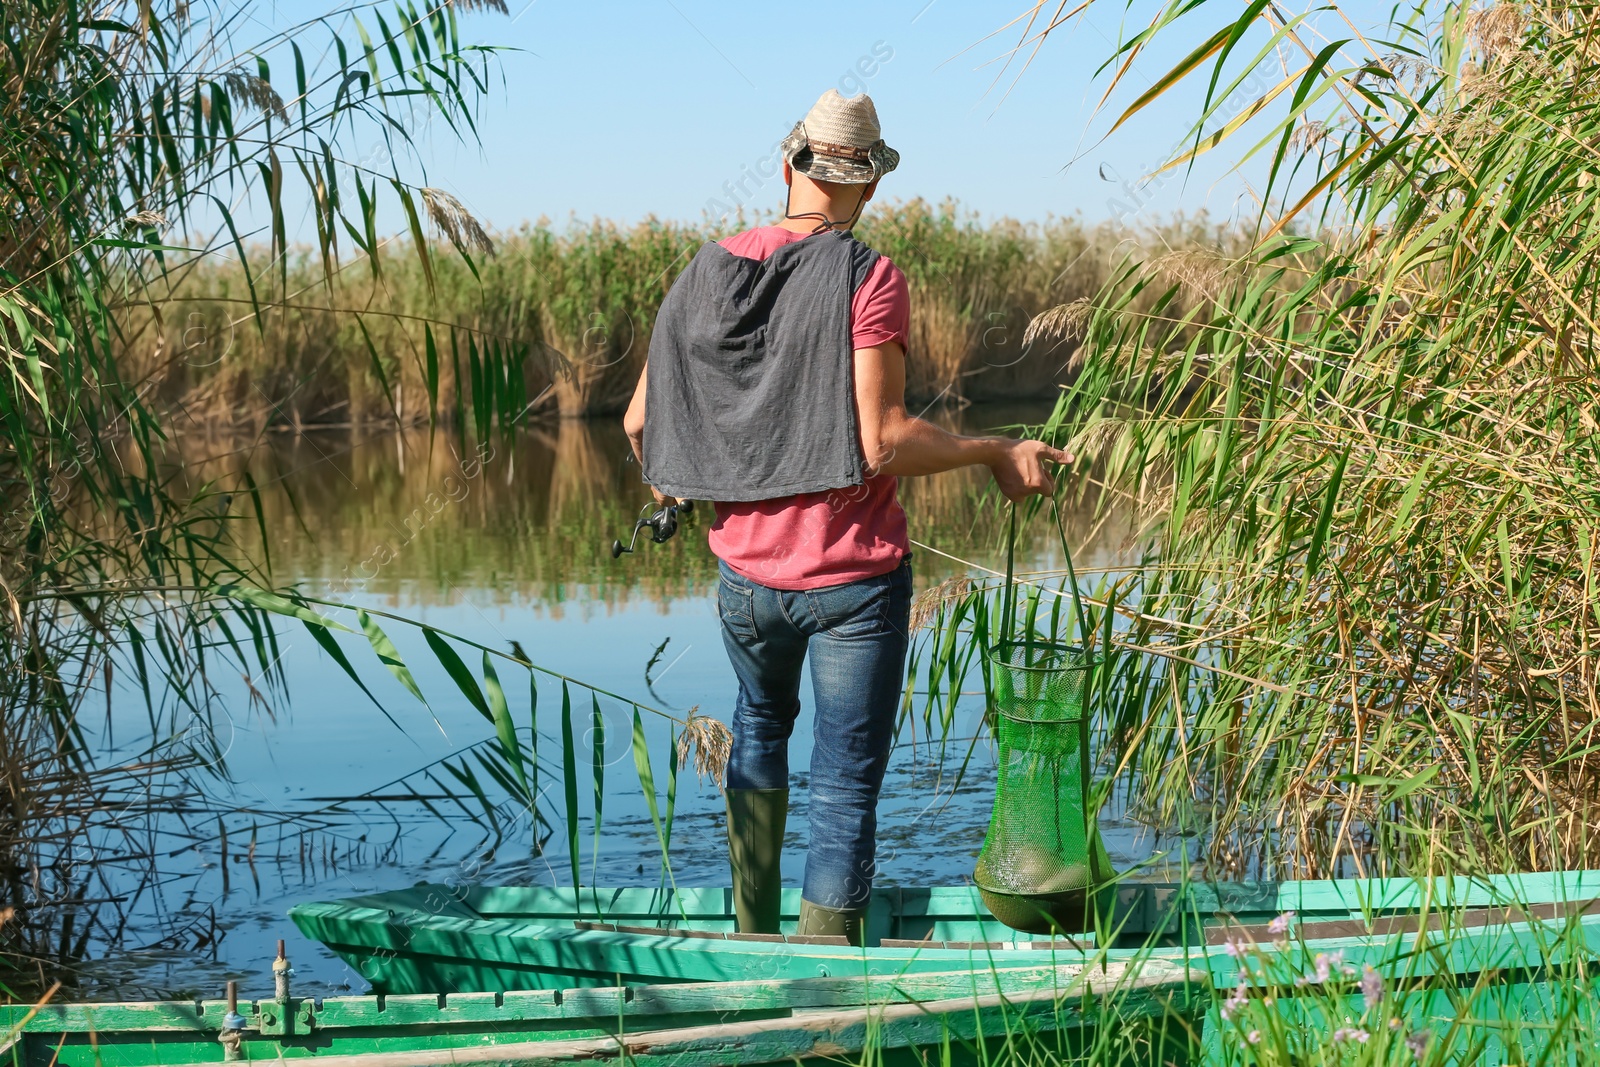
[233, 0, 1413, 236]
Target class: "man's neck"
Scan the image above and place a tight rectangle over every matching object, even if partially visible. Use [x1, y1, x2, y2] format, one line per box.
[776, 211, 855, 234]
[777, 185, 866, 234]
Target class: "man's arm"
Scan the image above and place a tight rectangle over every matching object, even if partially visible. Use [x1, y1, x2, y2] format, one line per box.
[623, 363, 647, 465]
[622, 363, 675, 505]
[854, 341, 1070, 500]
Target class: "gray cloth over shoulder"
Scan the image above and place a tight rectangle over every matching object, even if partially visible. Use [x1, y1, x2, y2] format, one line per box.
[642, 229, 881, 502]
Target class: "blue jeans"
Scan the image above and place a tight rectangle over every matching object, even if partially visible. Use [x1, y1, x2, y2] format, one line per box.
[717, 557, 913, 911]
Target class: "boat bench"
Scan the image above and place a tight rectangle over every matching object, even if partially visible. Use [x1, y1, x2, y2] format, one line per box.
[574, 920, 852, 946]
[574, 920, 1096, 951]
[1204, 897, 1600, 945]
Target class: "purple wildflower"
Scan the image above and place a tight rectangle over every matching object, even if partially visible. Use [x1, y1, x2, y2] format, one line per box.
[1246, 1029, 1262, 1045]
[1220, 980, 1249, 1022]
[1267, 910, 1296, 935]
[1360, 964, 1384, 1011]
[1296, 949, 1349, 987]
[1333, 1026, 1371, 1044]
[1406, 1028, 1431, 1060]
[1222, 937, 1248, 959]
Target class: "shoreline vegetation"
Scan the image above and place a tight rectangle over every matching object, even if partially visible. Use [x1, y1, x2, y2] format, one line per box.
[119, 202, 1249, 427]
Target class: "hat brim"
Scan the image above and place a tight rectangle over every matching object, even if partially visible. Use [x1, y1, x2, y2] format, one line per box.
[781, 122, 899, 185]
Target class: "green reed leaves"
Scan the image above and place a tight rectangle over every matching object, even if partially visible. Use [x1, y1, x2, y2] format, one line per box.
[560, 682, 580, 894]
[0, 0, 521, 984]
[590, 692, 605, 888]
[1018, 0, 1600, 879]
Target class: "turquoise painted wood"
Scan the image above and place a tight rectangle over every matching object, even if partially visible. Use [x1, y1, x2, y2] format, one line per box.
[1196, 979, 1600, 1066]
[0, 961, 1199, 1067]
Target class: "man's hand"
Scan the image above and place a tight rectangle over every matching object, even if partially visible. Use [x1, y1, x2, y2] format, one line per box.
[650, 487, 678, 508]
[988, 439, 1073, 501]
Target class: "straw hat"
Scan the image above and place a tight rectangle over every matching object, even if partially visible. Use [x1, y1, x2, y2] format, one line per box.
[780, 90, 900, 185]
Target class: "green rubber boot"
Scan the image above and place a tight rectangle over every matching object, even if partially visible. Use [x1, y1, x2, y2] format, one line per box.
[725, 788, 788, 935]
[797, 898, 867, 946]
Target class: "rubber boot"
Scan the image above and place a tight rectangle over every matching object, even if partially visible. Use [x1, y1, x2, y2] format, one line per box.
[798, 898, 868, 947]
[725, 788, 787, 934]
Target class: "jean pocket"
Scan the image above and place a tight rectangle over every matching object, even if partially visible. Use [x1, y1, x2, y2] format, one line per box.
[806, 574, 894, 638]
[717, 578, 758, 641]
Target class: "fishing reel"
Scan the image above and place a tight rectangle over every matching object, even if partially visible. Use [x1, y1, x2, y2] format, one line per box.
[611, 498, 694, 559]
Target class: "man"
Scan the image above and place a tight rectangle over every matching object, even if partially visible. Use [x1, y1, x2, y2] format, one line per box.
[624, 90, 1069, 943]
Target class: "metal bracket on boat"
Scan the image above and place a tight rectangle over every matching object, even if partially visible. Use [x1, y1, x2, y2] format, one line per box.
[255, 998, 317, 1038]
[273, 940, 293, 1001]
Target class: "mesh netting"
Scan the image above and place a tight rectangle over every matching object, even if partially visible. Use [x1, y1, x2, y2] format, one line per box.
[974, 639, 1097, 933]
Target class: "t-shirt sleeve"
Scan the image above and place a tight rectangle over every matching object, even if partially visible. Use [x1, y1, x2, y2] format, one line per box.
[851, 257, 909, 352]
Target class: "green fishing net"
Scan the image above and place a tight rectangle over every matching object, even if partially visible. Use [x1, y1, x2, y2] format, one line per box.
[974, 638, 1099, 934]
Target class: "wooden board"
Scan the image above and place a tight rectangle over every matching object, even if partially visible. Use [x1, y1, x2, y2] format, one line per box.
[0, 961, 1199, 1067]
[135, 967, 1200, 1067]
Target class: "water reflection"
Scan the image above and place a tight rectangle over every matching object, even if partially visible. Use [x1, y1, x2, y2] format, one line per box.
[219, 407, 1114, 593]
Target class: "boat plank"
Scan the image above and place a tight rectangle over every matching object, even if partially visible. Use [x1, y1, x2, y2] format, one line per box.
[0, 962, 1197, 1037]
[0, 1001, 222, 1033]
[304, 917, 1140, 989]
[292, 875, 1600, 997]
[1273, 871, 1600, 911]
[572, 921, 847, 946]
[1206, 898, 1600, 945]
[147, 971, 1199, 1067]
[1206, 911, 1600, 986]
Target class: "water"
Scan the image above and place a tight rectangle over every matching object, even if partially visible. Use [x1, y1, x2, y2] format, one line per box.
[75, 406, 1148, 1001]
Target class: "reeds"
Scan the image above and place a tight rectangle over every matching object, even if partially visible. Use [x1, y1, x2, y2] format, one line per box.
[116, 204, 1246, 423]
[1006, 0, 1600, 880]
[0, 0, 520, 990]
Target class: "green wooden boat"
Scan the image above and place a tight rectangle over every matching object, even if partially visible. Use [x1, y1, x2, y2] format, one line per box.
[285, 873, 1600, 1063]
[10, 870, 1600, 1067]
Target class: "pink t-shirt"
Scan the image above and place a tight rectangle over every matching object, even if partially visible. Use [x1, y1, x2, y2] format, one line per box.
[706, 226, 910, 591]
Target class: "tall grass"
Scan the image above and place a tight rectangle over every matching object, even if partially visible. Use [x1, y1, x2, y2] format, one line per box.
[996, 0, 1600, 881]
[119, 205, 1249, 422]
[0, 0, 533, 990]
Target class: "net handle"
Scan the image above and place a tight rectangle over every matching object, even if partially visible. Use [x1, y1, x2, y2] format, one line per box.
[1001, 504, 1017, 648]
[1002, 497, 1093, 650]
[1051, 493, 1103, 888]
[1050, 496, 1093, 650]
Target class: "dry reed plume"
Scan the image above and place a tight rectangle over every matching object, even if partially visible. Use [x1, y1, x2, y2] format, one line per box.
[676, 709, 732, 790]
